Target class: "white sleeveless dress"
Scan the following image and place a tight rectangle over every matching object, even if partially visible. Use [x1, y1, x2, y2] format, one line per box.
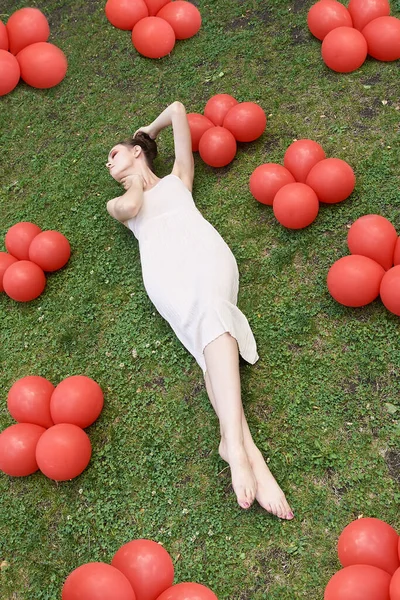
[127, 174, 259, 373]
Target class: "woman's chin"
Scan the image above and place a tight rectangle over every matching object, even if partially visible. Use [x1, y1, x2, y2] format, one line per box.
[111, 171, 121, 182]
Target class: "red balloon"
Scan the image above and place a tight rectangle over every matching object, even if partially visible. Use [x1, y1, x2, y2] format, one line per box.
[0, 252, 18, 292]
[62, 562, 136, 600]
[6, 7, 50, 55]
[394, 238, 400, 266]
[283, 139, 326, 183]
[198, 126, 237, 168]
[273, 183, 319, 229]
[157, 1, 201, 39]
[348, 0, 390, 31]
[3, 260, 46, 302]
[380, 266, 400, 316]
[187, 113, 213, 151]
[338, 518, 399, 575]
[144, 0, 171, 16]
[250, 163, 295, 206]
[307, 0, 353, 41]
[204, 94, 238, 127]
[362, 17, 400, 62]
[327, 255, 385, 307]
[0, 423, 45, 476]
[7, 375, 55, 429]
[223, 102, 266, 142]
[112, 539, 174, 600]
[156, 582, 218, 600]
[132, 17, 175, 58]
[105, 0, 149, 29]
[0, 49, 20, 96]
[321, 26, 368, 72]
[17, 42, 68, 89]
[0, 20, 8, 51]
[5, 221, 42, 259]
[306, 158, 355, 204]
[28, 230, 71, 272]
[392, 567, 400, 600]
[50, 375, 104, 428]
[324, 565, 391, 600]
[347, 214, 397, 271]
[35, 423, 92, 481]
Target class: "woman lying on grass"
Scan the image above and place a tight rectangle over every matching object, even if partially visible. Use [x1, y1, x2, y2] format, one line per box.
[106, 101, 294, 520]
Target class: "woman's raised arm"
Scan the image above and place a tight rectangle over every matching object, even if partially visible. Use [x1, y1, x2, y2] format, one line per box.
[135, 101, 194, 191]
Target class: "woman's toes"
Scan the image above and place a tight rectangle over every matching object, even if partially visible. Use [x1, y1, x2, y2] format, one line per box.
[238, 494, 251, 509]
[277, 501, 294, 520]
[278, 502, 288, 518]
[239, 488, 255, 509]
[248, 489, 256, 505]
[269, 503, 279, 517]
[277, 502, 292, 520]
[283, 500, 294, 519]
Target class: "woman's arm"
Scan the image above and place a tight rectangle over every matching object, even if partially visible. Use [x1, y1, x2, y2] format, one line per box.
[106, 174, 144, 226]
[136, 101, 194, 192]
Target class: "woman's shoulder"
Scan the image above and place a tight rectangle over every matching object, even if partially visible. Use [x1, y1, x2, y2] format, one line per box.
[168, 171, 193, 193]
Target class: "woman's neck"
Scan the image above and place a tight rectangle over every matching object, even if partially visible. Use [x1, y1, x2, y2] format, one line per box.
[130, 165, 159, 190]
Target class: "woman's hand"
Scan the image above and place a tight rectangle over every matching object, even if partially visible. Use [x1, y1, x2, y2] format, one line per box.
[133, 125, 157, 140]
[120, 173, 144, 191]
[134, 103, 188, 141]
[107, 173, 145, 223]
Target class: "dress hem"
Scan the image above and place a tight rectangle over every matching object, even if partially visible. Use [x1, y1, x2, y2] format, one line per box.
[199, 330, 259, 375]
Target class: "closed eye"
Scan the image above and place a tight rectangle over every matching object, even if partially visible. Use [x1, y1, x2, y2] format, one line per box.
[111, 150, 118, 159]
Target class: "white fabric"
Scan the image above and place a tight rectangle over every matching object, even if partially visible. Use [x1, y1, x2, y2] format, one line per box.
[127, 174, 259, 373]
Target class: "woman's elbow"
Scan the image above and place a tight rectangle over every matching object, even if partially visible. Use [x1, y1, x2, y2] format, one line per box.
[171, 101, 186, 115]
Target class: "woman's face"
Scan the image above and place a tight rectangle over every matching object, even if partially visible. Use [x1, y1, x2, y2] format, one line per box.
[106, 144, 135, 182]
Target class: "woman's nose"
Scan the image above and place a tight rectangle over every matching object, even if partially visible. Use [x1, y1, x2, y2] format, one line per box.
[106, 161, 111, 168]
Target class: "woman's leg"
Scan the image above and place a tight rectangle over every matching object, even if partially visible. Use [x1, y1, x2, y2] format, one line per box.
[203, 333, 257, 509]
[204, 335, 294, 520]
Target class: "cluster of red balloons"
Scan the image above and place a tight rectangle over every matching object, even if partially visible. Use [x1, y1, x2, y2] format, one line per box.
[327, 214, 400, 313]
[62, 538, 218, 600]
[0, 221, 71, 302]
[105, 0, 201, 59]
[250, 138, 355, 229]
[324, 517, 400, 600]
[0, 7, 68, 95]
[187, 93, 267, 168]
[0, 374, 103, 481]
[307, 0, 400, 73]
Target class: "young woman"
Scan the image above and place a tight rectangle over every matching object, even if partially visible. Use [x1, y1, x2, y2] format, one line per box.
[106, 101, 294, 520]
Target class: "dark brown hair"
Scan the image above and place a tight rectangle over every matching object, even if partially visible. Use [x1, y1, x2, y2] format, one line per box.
[120, 132, 158, 171]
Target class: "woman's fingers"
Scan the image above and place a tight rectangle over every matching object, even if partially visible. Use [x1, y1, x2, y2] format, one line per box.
[134, 126, 157, 139]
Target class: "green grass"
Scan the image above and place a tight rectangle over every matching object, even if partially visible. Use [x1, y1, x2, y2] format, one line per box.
[1, 0, 399, 598]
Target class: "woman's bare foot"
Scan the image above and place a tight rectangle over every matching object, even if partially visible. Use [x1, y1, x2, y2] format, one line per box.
[219, 439, 257, 510]
[247, 444, 294, 520]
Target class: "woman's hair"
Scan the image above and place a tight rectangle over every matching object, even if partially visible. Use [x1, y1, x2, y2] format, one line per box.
[119, 132, 158, 171]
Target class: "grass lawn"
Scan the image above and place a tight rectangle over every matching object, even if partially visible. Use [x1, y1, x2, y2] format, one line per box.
[1, 0, 399, 598]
